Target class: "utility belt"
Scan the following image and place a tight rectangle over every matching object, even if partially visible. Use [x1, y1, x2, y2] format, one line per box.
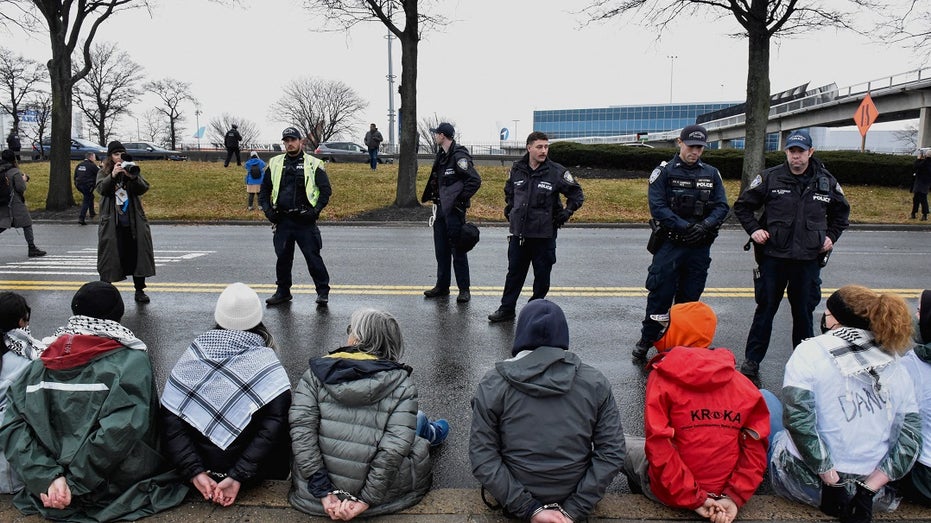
[647, 219, 718, 254]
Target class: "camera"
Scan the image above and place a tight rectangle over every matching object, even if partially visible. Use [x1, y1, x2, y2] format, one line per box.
[120, 154, 140, 175]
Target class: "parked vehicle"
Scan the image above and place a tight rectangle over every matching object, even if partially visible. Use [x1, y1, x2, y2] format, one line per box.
[314, 141, 390, 163]
[40, 137, 107, 160]
[121, 141, 188, 161]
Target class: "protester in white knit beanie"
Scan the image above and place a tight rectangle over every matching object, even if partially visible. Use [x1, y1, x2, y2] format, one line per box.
[214, 283, 263, 331]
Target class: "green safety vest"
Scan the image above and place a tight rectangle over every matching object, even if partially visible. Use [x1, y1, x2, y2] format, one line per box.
[268, 153, 323, 207]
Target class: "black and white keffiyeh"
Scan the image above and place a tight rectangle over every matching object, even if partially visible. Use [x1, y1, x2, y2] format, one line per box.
[44, 315, 147, 351]
[161, 329, 290, 450]
[821, 327, 894, 378]
[2, 327, 46, 360]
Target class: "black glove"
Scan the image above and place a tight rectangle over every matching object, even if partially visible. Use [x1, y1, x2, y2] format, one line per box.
[504, 205, 512, 221]
[682, 223, 708, 244]
[841, 483, 874, 523]
[554, 209, 572, 228]
[819, 483, 849, 518]
[264, 208, 280, 224]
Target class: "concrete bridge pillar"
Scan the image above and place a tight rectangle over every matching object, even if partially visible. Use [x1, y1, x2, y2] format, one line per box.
[919, 107, 931, 149]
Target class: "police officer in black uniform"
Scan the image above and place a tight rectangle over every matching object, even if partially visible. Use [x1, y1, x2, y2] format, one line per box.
[632, 124, 729, 360]
[224, 124, 242, 167]
[74, 152, 99, 225]
[733, 129, 850, 378]
[259, 126, 332, 307]
[488, 131, 584, 323]
[421, 122, 482, 303]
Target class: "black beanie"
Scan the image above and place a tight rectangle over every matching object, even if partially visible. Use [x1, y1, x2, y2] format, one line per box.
[919, 290, 931, 343]
[512, 299, 569, 356]
[1, 149, 14, 163]
[106, 140, 126, 156]
[826, 289, 871, 331]
[71, 281, 124, 322]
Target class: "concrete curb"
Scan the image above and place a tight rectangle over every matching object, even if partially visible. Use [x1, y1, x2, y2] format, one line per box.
[4, 485, 931, 521]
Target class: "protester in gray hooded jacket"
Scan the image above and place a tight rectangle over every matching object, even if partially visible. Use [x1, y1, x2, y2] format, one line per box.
[470, 299, 625, 522]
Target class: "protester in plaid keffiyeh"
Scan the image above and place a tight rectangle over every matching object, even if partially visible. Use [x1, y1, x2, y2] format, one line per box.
[160, 283, 291, 508]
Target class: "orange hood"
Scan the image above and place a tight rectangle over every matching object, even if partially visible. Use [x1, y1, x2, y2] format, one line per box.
[653, 301, 717, 352]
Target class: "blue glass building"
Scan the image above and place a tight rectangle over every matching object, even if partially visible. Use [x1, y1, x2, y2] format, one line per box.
[533, 102, 738, 139]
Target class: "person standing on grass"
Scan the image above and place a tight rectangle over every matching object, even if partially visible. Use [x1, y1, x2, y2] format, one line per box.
[363, 123, 384, 171]
[244, 151, 266, 211]
[224, 124, 243, 168]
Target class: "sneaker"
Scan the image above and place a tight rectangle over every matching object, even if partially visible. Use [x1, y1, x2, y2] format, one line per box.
[27, 246, 46, 257]
[631, 340, 652, 361]
[740, 360, 760, 379]
[423, 286, 450, 298]
[265, 292, 293, 306]
[315, 293, 329, 306]
[456, 290, 471, 303]
[426, 419, 449, 447]
[247, 206, 254, 211]
[134, 290, 150, 303]
[488, 308, 516, 323]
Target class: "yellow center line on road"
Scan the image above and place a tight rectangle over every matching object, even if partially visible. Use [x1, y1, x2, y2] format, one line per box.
[0, 281, 924, 299]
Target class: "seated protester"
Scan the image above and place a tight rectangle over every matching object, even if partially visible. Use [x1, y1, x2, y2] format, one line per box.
[160, 283, 291, 507]
[623, 301, 769, 523]
[0, 292, 45, 494]
[894, 289, 931, 506]
[0, 281, 187, 522]
[770, 285, 921, 523]
[289, 308, 449, 521]
[470, 299, 625, 523]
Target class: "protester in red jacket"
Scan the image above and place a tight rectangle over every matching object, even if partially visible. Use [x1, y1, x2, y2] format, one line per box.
[624, 302, 770, 523]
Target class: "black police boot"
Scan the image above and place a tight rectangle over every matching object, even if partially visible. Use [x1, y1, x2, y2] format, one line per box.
[265, 292, 293, 306]
[134, 290, 150, 304]
[923, 214, 928, 221]
[456, 290, 471, 303]
[632, 340, 652, 361]
[315, 293, 329, 306]
[740, 360, 760, 379]
[27, 245, 46, 257]
[911, 212, 918, 219]
[488, 307, 516, 323]
[423, 286, 450, 298]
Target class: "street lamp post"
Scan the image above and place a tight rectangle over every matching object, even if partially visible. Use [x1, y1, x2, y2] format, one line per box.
[194, 104, 202, 151]
[667, 55, 678, 103]
[512, 119, 519, 143]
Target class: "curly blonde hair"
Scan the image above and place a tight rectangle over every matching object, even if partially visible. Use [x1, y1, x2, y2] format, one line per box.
[832, 285, 913, 353]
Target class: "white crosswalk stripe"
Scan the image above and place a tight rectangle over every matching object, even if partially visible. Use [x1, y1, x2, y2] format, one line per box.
[0, 248, 213, 276]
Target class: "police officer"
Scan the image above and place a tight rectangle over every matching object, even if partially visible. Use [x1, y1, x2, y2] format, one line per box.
[74, 152, 99, 225]
[632, 124, 729, 360]
[259, 126, 332, 307]
[224, 124, 242, 167]
[733, 129, 850, 378]
[488, 131, 584, 323]
[421, 122, 482, 303]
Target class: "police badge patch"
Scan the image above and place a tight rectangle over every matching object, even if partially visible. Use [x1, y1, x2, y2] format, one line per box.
[563, 171, 575, 184]
[457, 158, 470, 171]
[649, 168, 661, 184]
[749, 174, 763, 189]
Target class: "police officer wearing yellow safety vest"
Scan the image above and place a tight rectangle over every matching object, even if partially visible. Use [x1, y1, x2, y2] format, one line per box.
[258, 126, 332, 307]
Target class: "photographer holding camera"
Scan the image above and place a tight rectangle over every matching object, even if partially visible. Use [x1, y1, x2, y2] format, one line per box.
[258, 126, 332, 307]
[95, 140, 155, 304]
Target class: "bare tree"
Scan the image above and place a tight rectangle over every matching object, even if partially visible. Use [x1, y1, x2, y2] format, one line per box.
[144, 78, 194, 150]
[583, 0, 885, 190]
[417, 114, 453, 155]
[208, 114, 260, 148]
[878, 0, 931, 51]
[74, 42, 145, 146]
[302, 1, 445, 207]
[139, 108, 168, 144]
[0, 47, 48, 135]
[24, 92, 52, 159]
[269, 76, 368, 147]
[894, 124, 919, 152]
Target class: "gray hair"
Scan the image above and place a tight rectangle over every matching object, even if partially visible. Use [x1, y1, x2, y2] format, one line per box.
[348, 308, 404, 361]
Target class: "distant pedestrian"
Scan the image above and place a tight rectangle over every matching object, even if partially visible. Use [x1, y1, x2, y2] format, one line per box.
[733, 129, 850, 379]
[224, 124, 242, 167]
[363, 123, 384, 170]
[420, 122, 481, 303]
[0, 149, 46, 258]
[911, 148, 931, 220]
[96, 141, 155, 304]
[243, 151, 266, 211]
[5, 130, 21, 163]
[258, 127, 332, 307]
[74, 152, 99, 225]
[488, 131, 584, 323]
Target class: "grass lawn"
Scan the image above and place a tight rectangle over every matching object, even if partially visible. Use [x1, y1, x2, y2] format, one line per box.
[16, 160, 917, 224]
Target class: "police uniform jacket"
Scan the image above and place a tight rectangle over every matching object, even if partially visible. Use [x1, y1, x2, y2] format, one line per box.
[505, 154, 584, 239]
[74, 159, 99, 191]
[420, 142, 481, 217]
[648, 155, 729, 233]
[258, 152, 332, 221]
[913, 157, 931, 194]
[733, 157, 850, 261]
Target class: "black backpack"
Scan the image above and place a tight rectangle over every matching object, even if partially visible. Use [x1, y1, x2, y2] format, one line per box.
[0, 165, 13, 207]
[249, 164, 262, 180]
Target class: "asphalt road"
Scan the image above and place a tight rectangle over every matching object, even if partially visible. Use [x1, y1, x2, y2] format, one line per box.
[1, 222, 928, 495]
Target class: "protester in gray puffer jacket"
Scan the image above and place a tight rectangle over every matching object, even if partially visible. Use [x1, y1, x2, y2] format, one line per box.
[470, 299, 625, 522]
[289, 308, 448, 521]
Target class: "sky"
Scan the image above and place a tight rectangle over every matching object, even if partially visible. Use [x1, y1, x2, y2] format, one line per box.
[2, 0, 928, 146]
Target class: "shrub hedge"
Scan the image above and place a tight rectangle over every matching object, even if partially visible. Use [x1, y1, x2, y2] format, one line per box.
[548, 142, 916, 188]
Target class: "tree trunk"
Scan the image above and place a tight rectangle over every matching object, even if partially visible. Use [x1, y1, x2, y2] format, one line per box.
[393, 25, 419, 208]
[740, 12, 771, 192]
[45, 42, 76, 211]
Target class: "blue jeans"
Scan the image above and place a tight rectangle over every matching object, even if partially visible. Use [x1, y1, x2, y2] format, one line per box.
[760, 389, 783, 464]
[744, 256, 821, 365]
[639, 241, 712, 343]
[368, 148, 378, 170]
[432, 209, 469, 290]
[272, 218, 330, 295]
[499, 236, 557, 311]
